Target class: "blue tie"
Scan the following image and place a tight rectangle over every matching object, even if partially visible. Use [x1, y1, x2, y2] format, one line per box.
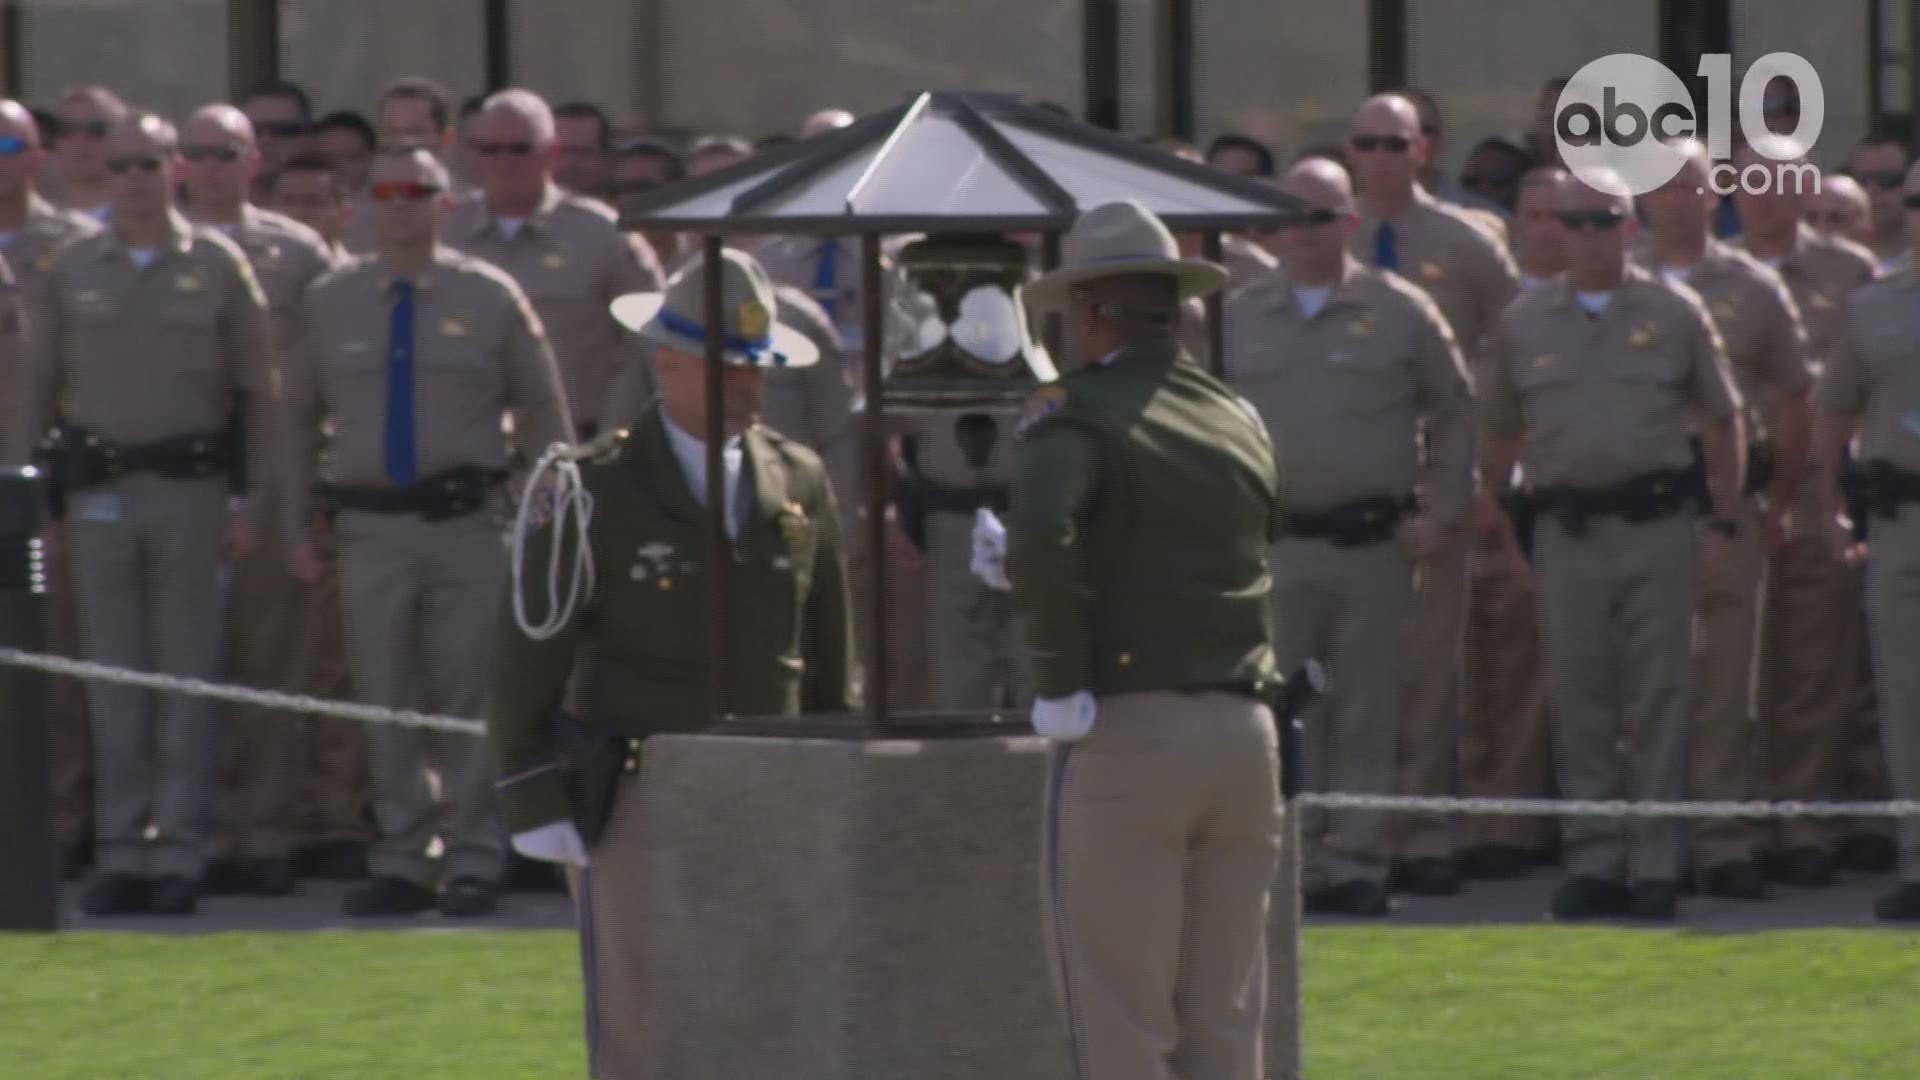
[384, 281, 417, 486]
[813, 239, 839, 323]
[1374, 222, 1399, 271]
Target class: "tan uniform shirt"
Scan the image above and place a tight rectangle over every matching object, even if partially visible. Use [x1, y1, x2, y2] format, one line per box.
[196, 205, 338, 355]
[1351, 186, 1521, 366]
[755, 234, 890, 353]
[444, 185, 660, 433]
[14, 211, 274, 518]
[1733, 225, 1876, 376]
[759, 284, 860, 503]
[1820, 267, 1920, 472]
[1230, 256, 1476, 524]
[1483, 267, 1742, 489]
[1644, 239, 1810, 436]
[1, 193, 100, 297]
[281, 245, 573, 540]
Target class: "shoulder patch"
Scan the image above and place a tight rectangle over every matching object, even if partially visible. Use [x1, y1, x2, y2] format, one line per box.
[1016, 385, 1069, 439]
[522, 472, 561, 531]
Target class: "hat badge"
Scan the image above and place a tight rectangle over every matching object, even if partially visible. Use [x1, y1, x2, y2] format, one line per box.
[737, 299, 770, 341]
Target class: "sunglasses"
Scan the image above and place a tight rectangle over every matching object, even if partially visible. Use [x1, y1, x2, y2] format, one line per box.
[1806, 210, 1855, 226]
[182, 145, 242, 163]
[63, 119, 111, 140]
[0, 135, 27, 156]
[1349, 134, 1413, 154]
[474, 141, 536, 157]
[370, 180, 443, 203]
[1851, 170, 1906, 190]
[106, 156, 166, 175]
[1275, 207, 1347, 230]
[257, 121, 309, 139]
[1462, 171, 1518, 192]
[1556, 209, 1628, 231]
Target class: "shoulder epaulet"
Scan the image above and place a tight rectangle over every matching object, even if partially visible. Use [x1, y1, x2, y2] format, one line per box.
[558, 193, 618, 224]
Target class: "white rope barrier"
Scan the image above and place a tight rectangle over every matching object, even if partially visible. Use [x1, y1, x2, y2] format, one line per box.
[1296, 792, 1920, 819]
[5, 646, 1919, 820]
[0, 648, 484, 737]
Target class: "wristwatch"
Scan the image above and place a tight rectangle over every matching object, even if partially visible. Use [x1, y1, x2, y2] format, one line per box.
[1704, 517, 1738, 539]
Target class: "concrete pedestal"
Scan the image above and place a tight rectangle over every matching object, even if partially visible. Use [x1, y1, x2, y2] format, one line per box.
[633, 732, 1072, 1080]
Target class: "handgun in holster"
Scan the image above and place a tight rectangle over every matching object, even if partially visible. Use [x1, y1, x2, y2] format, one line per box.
[1686, 434, 1713, 516]
[551, 706, 634, 847]
[1840, 449, 1870, 541]
[1268, 660, 1326, 801]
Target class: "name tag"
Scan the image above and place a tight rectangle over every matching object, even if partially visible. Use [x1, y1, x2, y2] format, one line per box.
[79, 493, 125, 524]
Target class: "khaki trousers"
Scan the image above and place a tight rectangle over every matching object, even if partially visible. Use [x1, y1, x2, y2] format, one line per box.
[294, 546, 369, 845]
[1270, 536, 1410, 888]
[216, 508, 308, 860]
[1763, 481, 1869, 849]
[1393, 533, 1469, 860]
[335, 509, 505, 886]
[67, 474, 229, 879]
[1042, 690, 1282, 1080]
[1863, 507, 1920, 879]
[1460, 531, 1555, 851]
[925, 511, 1029, 711]
[1535, 513, 1696, 884]
[1691, 498, 1767, 866]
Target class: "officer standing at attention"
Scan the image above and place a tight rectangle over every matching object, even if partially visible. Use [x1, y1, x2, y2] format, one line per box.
[1731, 136, 1885, 887]
[1482, 170, 1744, 921]
[49, 85, 128, 222]
[1348, 92, 1520, 896]
[445, 89, 662, 438]
[490, 250, 854, 1079]
[13, 112, 276, 917]
[1841, 137, 1912, 275]
[0, 97, 99, 881]
[1458, 166, 1569, 880]
[1640, 138, 1812, 901]
[340, 78, 463, 254]
[1809, 174, 1875, 249]
[1813, 157, 1920, 921]
[1231, 159, 1474, 917]
[1008, 199, 1284, 1080]
[282, 146, 572, 918]
[178, 102, 339, 897]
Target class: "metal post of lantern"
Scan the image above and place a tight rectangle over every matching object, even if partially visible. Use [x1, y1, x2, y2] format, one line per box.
[702, 233, 731, 726]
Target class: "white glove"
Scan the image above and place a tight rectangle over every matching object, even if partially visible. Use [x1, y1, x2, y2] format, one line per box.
[970, 507, 1012, 592]
[512, 819, 590, 868]
[1031, 690, 1098, 742]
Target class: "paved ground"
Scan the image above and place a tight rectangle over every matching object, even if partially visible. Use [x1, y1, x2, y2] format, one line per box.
[57, 864, 1906, 934]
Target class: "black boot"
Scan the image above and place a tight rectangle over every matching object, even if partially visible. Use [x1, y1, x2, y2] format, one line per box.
[1388, 857, 1462, 896]
[342, 876, 437, 918]
[1549, 876, 1630, 920]
[1304, 879, 1391, 917]
[78, 873, 147, 917]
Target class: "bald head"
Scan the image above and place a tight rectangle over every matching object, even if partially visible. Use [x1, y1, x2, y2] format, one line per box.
[185, 104, 256, 149]
[1352, 94, 1422, 138]
[801, 109, 855, 138]
[0, 99, 45, 205]
[479, 88, 556, 145]
[1809, 173, 1873, 246]
[1513, 167, 1574, 278]
[1281, 157, 1354, 211]
[0, 100, 38, 146]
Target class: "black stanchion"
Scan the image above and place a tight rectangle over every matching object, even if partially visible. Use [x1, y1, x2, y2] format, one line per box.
[0, 466, 52, 930]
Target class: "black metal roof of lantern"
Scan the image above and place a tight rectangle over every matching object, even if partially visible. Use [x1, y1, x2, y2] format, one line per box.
[621, 90, 1305, 234]
[622, 91, 1302, 736]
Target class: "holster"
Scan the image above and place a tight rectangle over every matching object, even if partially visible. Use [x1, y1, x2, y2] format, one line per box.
[30, 427, 72, 522]
[1841, 451, 1871, 541]
[551, 707, 634, 848]
[1534, 462, 1703, 539]
[1267, 662, 1326, 801]
[33, 421, 232, 519]
[1848, 458, 1920, 541]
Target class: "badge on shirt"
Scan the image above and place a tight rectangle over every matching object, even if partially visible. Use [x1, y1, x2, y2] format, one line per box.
[1711, 300, 1738, 323]
[174, 274, 204, 293]
[441, 317, 468, 337]
[1346, 313, 1376, 338]
[1532, 354, 1556, 371]
[631, 542, 676, 584]
[1419, 262, 1446, 282]
[542, 252, 566, 271]
[1810, 291, 1836, 312]
[1016, 386, 1068, 439]
[1629, 324, 1657, 348]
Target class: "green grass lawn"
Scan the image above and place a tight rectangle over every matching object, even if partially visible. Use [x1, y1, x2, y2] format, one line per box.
[4, 928, 1918, 1079]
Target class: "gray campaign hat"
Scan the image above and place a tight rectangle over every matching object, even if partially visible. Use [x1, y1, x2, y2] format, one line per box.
[610, 248, 819, 369]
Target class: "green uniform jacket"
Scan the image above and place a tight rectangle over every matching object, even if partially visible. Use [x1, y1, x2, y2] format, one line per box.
[1007, 335, 1283, 700]
[489, 406, 857, 832]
